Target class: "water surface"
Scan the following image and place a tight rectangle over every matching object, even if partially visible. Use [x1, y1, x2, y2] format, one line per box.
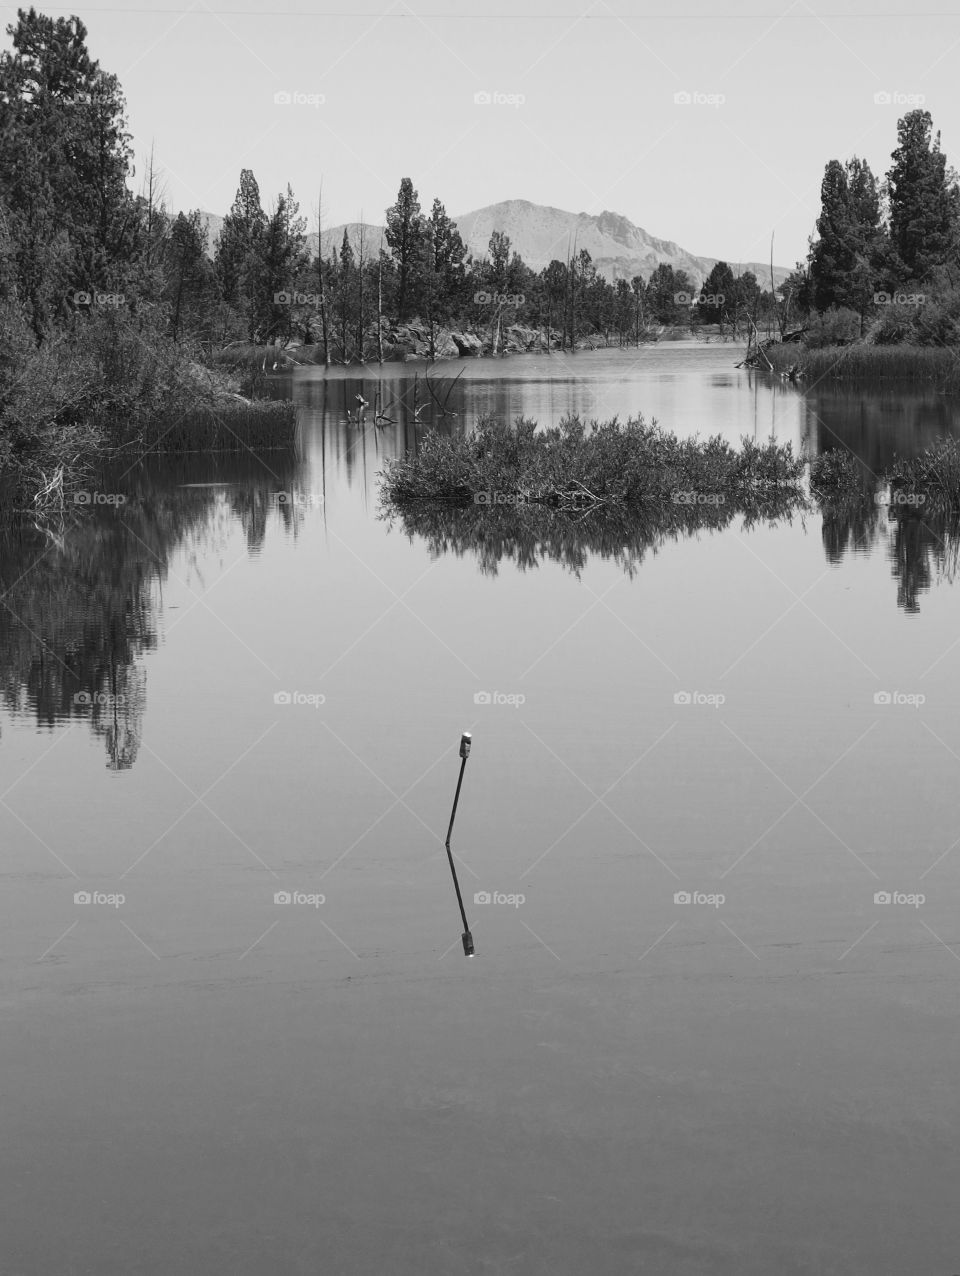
[3, 345, 960, 1275]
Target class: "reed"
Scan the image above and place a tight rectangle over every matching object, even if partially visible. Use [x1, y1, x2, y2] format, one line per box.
[379, 415, 806, 510]
[765, 342, 960, 384]
[124, 400, 298, 454]
[888, 436, 960, 507]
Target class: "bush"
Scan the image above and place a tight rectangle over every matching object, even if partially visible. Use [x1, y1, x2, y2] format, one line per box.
[803, 307, 862, 348]
[380, 415, 805, 510]
[810, 449, 867, 501]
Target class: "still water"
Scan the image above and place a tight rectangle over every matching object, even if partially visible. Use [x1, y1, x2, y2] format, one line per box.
[3, 344, 960, 1274]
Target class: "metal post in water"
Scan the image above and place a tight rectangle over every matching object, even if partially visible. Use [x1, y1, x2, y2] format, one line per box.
[444, 732, 475, 956]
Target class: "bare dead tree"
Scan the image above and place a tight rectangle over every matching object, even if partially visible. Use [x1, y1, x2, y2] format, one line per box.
[316, 184, 330, 366]
[377, 230, 384, 365]
[357, 213, 366, 362]
[139, 142, 168, 270]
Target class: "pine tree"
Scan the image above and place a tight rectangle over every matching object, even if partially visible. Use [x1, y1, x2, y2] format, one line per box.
[385, 178, 424, 322]
[0, 9, 134, 339]
[809, 156, 884, 325]
[887, 110, 960, 282]
[700, 262, 735, 327]
[214, 169, 266, 327]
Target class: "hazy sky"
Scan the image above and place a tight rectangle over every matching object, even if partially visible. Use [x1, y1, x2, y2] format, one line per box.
[9, 0, 960, 268]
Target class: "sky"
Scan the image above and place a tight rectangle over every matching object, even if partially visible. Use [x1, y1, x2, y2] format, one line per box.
[4, 0, 960, 269]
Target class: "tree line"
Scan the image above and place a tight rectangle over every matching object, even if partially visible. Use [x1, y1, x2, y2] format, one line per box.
[0, 7, 780, 378]
[780, 110, 960, 346]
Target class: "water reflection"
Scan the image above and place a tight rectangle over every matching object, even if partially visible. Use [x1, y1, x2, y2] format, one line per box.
[803, 384, 960, 472]
[381, 495, 805, 579]
[0, 451, 300, 765]
[5, 356, 960, 764]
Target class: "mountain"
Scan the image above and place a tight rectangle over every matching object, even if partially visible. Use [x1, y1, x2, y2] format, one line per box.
[195, 200, 789, 289]
[451, 200, 789, 289]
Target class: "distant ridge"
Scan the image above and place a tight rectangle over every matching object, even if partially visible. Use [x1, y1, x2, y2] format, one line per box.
[195, 198, 788, 288]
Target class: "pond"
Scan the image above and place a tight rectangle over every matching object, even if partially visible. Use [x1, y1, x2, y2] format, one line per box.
[3, 344, 960, 1274]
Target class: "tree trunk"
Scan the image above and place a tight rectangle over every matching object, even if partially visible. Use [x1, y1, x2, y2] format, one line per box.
[317, 187, 329, 365]
[356, 217, 365, 362]
[377, 234, 384, 365]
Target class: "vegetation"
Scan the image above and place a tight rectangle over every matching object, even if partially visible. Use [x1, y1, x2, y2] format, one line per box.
[809, 448, 869, 501]
[764, 342, 960, 385]
[888, 437, 960, 507]
[380, 416, 807, 510]
[0, 448, 303, 761]
[0, 8, 295, 500]
[771, 108, 960, 372]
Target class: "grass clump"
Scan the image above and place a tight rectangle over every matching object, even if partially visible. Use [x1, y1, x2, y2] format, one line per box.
[380, 415, 805, 511]
[809, 449, 870, 503]
[765, 342, 959, 385]
[887, 436, 960, 508]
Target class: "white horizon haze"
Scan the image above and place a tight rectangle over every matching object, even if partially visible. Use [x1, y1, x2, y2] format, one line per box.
[5, 0, 960, 271]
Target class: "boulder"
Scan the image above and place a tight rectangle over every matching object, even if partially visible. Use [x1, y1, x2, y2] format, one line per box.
[450, 331, 483, 357]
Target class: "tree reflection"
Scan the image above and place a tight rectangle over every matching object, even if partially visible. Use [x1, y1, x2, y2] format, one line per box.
[382, 493, 803, 580]
[0, 451, 301, 767]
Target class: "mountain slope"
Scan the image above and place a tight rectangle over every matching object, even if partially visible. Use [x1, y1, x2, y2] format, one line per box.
[452, 200, 788, 288]
[196, 201, 788, 289]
